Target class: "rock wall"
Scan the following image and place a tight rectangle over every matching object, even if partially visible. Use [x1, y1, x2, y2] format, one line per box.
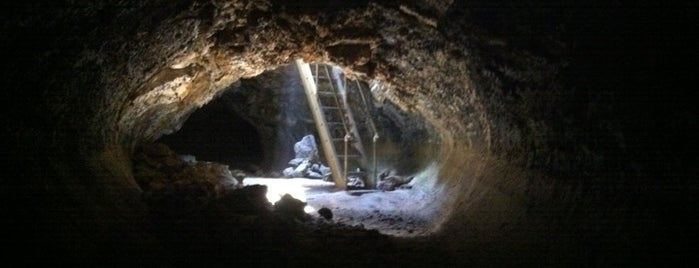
[3, 0, 694, 265]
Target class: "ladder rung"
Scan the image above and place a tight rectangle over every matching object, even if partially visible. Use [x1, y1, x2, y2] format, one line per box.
[330, 133, 354, 138]
[338, 154, 362, 158]
[328, 127, 346, 133]
[321, 106, 341, 110]
[315, 80, 332, 86]
[317, 91, 336, 96]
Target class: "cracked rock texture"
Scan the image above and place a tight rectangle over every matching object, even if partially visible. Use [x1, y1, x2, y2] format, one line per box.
[3, 0, 695, 266]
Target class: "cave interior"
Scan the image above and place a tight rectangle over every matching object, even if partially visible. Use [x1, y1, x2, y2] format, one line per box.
[3, 0, 696, 267]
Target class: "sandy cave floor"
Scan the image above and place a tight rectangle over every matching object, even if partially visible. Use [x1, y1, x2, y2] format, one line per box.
[243, 178, 437, 237]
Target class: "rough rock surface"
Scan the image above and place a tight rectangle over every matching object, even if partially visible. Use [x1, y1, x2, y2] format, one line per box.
[3, 0, 694, 266]
[293, 135, 318, 160]
[133, 143, 240, 213]
[273, 193, 309, 221]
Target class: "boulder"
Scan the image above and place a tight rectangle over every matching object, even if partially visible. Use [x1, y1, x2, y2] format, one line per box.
[348, 175, 365, 188]
[282, 167, 295, 177]
[273, 193, 308, 221]
[318, 207, 333, 220]
[294, 160, 310, 174]
[293, 135, 318, 160]
[288, 158, 305, 166]
[307, 170, 323, 179]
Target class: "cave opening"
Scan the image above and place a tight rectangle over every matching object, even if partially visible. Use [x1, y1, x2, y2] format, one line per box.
[143, 61, 442, 237]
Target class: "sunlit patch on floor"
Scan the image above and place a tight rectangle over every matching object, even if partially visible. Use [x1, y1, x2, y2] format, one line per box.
[243, 177, 441, 237]
[244, 177, 333, 216]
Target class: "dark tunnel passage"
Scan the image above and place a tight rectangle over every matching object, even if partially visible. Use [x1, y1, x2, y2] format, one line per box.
[156, 93, 264, 171]
[3, 0, 696, 267]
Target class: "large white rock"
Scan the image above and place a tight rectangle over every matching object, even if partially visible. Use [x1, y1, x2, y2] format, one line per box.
[294, 135, 318, 159]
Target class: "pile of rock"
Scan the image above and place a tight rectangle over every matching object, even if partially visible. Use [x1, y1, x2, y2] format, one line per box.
[347, 170, 366, 188]
[376, 169, 414, 191]
[282, 135, 331, 180]
[132, 143, 241, 214]
[273, 193, 310, 222]
[214, 184, 272, 216]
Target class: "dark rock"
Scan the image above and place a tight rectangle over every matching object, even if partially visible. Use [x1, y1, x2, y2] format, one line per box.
[318, 207, 333, 220]
[377, 169, 413, 191]
[220, 185, 272, 215]
[273, 194, 308, 221]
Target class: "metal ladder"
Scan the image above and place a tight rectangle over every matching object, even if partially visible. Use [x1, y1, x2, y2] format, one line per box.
[295, 59, 376, 189]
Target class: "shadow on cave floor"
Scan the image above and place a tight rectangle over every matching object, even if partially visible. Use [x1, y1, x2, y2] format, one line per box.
[145, 179, 449, 267]
[133, 143, 453, 266]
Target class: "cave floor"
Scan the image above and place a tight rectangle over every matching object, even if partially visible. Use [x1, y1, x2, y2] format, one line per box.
[144, 177, 454, 267]
[243, 178, 436, 237]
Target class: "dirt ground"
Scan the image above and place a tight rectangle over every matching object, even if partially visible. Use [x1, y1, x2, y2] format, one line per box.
[244, 178, 440, 237]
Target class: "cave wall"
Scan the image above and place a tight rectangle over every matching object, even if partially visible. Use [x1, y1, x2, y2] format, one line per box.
[3, 0, 694, 265]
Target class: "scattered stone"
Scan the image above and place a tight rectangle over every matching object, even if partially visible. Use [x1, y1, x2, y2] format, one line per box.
[347, 175, 365, 188]
[293, 160, 310, 174]
[308, 163, 331, 180]
[376, 169, 414, 191]
[288, 158, 304, 166]
[307, 170, 323, 179]
[281, 135, 332, 180]
[318, 207, 333, 220]
[219, 184, 273, 215]
[282, 167, 296, 177]
[273, 193, 309, 221]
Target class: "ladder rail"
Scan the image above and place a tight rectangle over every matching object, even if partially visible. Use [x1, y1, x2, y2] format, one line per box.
[319, 64, 352, 181]
[320, 65, 351, 135]
[337, 74, 367, 160]
[354, 80, 380, 182]
[295, 59, 346, 189]
[297, 60, 375, 189]
[335, 68, 368, 181]
[355, 80, 379, 138]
